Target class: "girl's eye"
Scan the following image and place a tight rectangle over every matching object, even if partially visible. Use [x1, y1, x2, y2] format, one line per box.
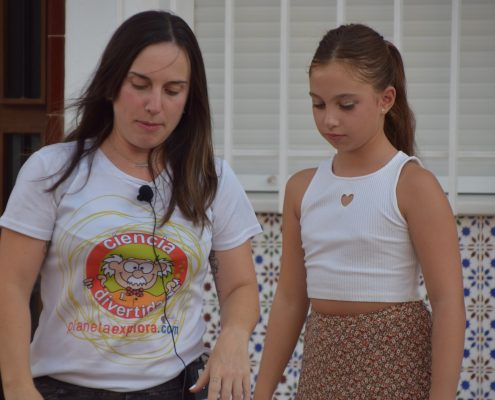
[165, 89, 179, 96]
[312, 103, 325, 110]
[340, 103, 355, 110]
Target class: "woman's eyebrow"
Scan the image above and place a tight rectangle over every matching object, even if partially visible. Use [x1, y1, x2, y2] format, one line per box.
[128, 71, 188, 86]
[128, 71, 151, 80]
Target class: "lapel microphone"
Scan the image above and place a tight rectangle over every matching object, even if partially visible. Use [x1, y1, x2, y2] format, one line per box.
[137, 185, 154, 203]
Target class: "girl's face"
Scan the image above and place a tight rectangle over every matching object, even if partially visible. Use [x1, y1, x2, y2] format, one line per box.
[111, 42, 190, 156]
[309, 61, 394, 154]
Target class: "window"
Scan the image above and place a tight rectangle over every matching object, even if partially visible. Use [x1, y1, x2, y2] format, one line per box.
[64, 0, 495, 214]
[195, 0, 495, 214]
[0, 0, 64, 212]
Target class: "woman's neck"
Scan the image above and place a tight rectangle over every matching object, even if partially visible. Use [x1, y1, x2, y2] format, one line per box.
[100, 137, 161, 181]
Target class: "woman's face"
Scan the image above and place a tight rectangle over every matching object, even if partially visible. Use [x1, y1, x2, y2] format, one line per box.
[309, 61, 393, 155]
[111, 42, 190, 155]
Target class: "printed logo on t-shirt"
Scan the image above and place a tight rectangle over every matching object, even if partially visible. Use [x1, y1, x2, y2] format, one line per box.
[83, 232, 188, 319]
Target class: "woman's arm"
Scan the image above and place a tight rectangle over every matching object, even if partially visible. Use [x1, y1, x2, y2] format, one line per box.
[398, 162, 466, 400]
[0, 229, 46, 400]
[253, 170, 314, 400]
[190, 239, 260, 400]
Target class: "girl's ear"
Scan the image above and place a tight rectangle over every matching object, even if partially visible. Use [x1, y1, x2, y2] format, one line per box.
[380, 86, 396, 113]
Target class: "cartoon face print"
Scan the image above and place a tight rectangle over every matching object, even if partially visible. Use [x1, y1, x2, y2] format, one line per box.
[102, 254, 172, 293]
[83, 232, 188, 318]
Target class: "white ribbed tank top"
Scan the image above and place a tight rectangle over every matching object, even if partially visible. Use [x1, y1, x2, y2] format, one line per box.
[300, 151, 422, 302]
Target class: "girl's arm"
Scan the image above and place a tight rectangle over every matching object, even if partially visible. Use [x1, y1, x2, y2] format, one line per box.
[0, 229, 46, 400]
[190, 239, 260, 400]
[253, 170, 314, 400]
[398, 162, 466, 400]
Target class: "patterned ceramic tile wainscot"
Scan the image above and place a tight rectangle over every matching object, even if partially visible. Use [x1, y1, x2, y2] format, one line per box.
[201, 214, 495, 399]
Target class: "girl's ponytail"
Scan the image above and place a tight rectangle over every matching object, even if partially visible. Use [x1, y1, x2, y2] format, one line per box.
[384, 42, 416, 156]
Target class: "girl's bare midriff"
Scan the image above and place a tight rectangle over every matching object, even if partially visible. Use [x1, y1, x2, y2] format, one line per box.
[311, 298, 402, 316]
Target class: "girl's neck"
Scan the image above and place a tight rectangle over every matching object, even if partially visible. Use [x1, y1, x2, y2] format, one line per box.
[333, 141, 397, 177]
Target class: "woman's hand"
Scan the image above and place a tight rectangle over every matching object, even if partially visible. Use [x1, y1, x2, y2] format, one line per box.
[190, 242, 259, 399]
[190, 326, 251, 399]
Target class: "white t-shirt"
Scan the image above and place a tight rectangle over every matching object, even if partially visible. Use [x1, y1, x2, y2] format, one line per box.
[0, 141, 262, 392]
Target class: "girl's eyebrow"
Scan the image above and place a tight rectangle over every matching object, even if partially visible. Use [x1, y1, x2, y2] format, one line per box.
[309, 91, 357, 99]
[128, 71, 188, 85]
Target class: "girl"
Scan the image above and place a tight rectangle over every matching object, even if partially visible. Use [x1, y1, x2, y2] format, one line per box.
[254, 24, 465, 399]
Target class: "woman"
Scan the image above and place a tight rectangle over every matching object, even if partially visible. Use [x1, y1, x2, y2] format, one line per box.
[0, 10, 261, 400]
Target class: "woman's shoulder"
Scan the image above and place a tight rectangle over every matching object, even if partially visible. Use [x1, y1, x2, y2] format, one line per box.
[214, 156, 227, 171]
[31, 141, 77, 162]
[38, 140, 77, 151]
[213, 157, 233, 183]
[17, 141, 76, 178]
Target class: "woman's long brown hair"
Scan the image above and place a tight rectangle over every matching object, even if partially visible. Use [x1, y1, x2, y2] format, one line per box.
[49, 11, 217, 228]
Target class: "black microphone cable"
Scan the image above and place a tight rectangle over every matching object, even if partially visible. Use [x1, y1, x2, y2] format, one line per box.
[137, 184, 188, 399]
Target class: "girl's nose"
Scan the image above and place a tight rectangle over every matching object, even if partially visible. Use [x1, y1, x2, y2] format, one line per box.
[324, 110, 339, 129]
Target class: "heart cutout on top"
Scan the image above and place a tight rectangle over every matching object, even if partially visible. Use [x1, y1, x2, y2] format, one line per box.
[341, 193, 354, 207]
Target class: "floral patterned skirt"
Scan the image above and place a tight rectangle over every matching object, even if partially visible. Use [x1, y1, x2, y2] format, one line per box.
[296, 301, 432, 400]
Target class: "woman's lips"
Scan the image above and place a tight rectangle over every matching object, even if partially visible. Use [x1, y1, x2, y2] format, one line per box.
[136, 120, 163, 132]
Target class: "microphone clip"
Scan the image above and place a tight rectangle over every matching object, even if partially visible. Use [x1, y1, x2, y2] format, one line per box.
[137, 185, 154, 203]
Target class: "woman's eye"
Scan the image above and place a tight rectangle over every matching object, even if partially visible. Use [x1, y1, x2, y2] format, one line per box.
[128, 75, 149, 90]
[131, 82, 149, 90]
[312, 103, 325, 110]
[165, 85, 185, 96]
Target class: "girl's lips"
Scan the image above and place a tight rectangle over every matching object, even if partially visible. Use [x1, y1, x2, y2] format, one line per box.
[325, 133, 345, 140]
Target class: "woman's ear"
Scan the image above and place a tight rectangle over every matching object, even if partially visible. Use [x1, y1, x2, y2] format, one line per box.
[380, 86, 396, 113]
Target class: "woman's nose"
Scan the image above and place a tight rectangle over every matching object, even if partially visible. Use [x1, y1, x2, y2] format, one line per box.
[144, 90, 162, 115]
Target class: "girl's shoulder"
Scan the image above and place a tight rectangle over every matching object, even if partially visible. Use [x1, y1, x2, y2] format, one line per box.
[285, 168, 318, 218]
[287, 168, 318, 191]
[397, 160, 447, 217]
[398, 159, 439, 192]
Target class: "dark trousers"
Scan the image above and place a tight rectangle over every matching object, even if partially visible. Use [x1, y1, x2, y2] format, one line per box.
[34, 374, 185, 400]
[1, 356, 207, 400]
